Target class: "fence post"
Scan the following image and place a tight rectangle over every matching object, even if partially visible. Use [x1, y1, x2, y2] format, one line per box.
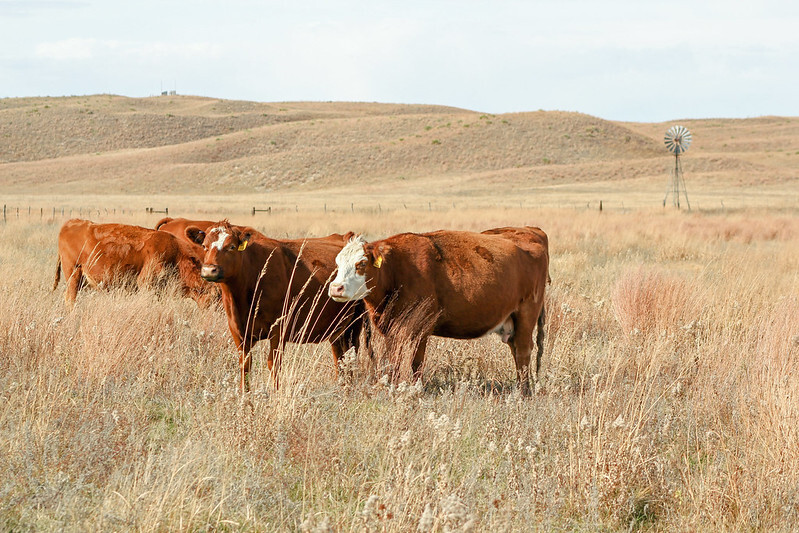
[2, 204, 5, 223]
[252, 207, 256, 216]
[351, 203, 354, 213]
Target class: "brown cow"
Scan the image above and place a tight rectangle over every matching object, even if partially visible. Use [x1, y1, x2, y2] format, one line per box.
[155, 217, 218, 245]
[328, 228, 549, 396]
[194, 221, 365, 392]
[54, 219, 217, 307]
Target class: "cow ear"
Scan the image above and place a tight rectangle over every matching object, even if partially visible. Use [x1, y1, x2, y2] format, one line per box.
[185, 226, 206, 245]
[343, 231, 356, 242]
[238, 231, 253, 252]
[372, 244, 391, 268]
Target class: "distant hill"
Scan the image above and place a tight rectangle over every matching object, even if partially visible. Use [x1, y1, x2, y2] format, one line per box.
[0, 94, 795, 195]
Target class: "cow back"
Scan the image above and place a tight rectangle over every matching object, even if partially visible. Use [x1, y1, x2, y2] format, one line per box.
[372, 230, 547, 338]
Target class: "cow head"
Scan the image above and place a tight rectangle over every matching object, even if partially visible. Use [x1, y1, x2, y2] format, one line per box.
[198, 222, 253, 282]
[185, 226, 206, 246]
[329, 235, 389, 302]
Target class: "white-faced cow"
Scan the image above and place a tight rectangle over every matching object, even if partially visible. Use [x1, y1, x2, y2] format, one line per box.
[328, 227, 549, 396]
[194, 221, 365, 393]
[54, 219, 218, 307]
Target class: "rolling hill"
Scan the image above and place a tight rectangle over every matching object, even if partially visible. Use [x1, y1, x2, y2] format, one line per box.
[0, 94, 796, 198]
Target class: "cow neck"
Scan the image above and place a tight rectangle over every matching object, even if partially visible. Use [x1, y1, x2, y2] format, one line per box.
[362, 257, 395, 332]
[175, 239, 204, 290]
[236, 237, 287, 301]
[217, 238, 285, 335]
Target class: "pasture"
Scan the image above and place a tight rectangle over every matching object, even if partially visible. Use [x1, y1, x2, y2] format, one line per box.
[1, 203, 797, 531]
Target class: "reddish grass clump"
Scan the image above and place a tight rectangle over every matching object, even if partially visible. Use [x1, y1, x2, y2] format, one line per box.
[612, 267, 703, 336]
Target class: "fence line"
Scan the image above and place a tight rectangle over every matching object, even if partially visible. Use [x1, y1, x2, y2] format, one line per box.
[1, 200, 659, 225]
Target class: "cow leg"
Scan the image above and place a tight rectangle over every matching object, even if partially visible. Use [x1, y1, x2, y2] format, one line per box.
[410, 335, 430, 383]
[331, 341, 345, 379]
[266, 337, 281, 390]
[511, 312, 537, 397]
[240, 348, 252, 394]
[65, 265, 83, 307]
[361, 318, 377, 383]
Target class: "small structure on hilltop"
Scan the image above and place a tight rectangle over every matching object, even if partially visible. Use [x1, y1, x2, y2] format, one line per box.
[663, 125, 692, 209]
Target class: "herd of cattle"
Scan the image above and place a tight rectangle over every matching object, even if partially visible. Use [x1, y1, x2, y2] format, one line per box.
[53, 217, 550, 396]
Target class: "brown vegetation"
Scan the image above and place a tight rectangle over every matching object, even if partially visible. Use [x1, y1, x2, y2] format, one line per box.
[2, 206, 798, 531]
[1, 95, 798, 530]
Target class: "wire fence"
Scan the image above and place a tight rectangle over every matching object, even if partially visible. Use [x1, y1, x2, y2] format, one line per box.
[2, 200, 635, 225]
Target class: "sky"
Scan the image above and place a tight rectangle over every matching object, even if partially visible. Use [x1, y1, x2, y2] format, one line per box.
[1, 0, 798, 122]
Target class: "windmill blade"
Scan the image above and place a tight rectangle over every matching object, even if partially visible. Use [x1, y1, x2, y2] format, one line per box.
[664, 125, 692, 154]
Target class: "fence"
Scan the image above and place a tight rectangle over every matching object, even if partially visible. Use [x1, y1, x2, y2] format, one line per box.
[1, 204, 144, 223]
[2, 200, 636, 225]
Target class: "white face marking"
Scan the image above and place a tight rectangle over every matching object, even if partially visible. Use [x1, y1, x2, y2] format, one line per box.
[329, 236, 371, 302]
[209, 227, 229, 251]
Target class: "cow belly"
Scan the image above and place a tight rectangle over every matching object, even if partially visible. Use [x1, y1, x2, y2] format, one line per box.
[434, 322, 497, 339]
[434, 307, 514, 339]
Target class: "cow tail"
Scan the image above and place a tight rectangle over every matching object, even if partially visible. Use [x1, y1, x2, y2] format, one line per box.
[535, 304, 546, 376]
[53, 254, 62, 291]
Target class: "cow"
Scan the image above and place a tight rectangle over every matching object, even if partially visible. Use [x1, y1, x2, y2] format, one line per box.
[194, 221, 365, 393]
[155, 217, 218, 245]
[328, 227, 549, 396]
[53, 219, 218, 307]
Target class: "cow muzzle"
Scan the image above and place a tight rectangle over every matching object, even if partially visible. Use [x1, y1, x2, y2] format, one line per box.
[200, 264, 223, 282]
[328, 282, 348, 301]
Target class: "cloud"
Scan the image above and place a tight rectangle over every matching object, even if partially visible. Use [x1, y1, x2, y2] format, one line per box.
[35, 38, 97, 60]
[0, 0, 87, 17]
[34, 39, 224, 62]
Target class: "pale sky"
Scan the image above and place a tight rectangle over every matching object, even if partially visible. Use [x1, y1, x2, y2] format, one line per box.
[1, 0, 797, 122]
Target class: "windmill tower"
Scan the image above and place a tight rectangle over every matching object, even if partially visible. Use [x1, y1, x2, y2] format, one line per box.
[663, 125, 692, 209]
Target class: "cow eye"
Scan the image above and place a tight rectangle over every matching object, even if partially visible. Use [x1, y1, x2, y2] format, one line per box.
[355, 259, 367, 274]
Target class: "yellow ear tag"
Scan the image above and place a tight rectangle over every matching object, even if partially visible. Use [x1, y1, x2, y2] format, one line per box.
[373, 256, 383, 268]
[237, 241, 248, 252]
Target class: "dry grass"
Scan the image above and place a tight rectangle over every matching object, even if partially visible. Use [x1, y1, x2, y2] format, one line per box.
[1, 206, 798, 531]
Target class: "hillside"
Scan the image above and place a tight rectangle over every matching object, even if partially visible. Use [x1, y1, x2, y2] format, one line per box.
[0, 94, 796, 197]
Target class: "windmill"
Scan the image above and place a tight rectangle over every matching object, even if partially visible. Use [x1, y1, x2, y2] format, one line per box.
[663, 125, 691, 209]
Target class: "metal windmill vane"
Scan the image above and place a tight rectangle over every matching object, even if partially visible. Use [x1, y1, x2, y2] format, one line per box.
[663, 125, 692, 209]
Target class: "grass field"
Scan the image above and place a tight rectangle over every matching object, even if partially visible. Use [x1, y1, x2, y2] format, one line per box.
[2, 95, 798, 530]
[1, 204, 798, 531]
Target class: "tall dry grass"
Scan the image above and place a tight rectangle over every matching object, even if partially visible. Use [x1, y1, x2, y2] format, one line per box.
[1, 206, 798, 531]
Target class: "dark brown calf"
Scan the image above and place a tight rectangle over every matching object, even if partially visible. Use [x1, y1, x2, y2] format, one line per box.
[195, 221, 364, 392]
